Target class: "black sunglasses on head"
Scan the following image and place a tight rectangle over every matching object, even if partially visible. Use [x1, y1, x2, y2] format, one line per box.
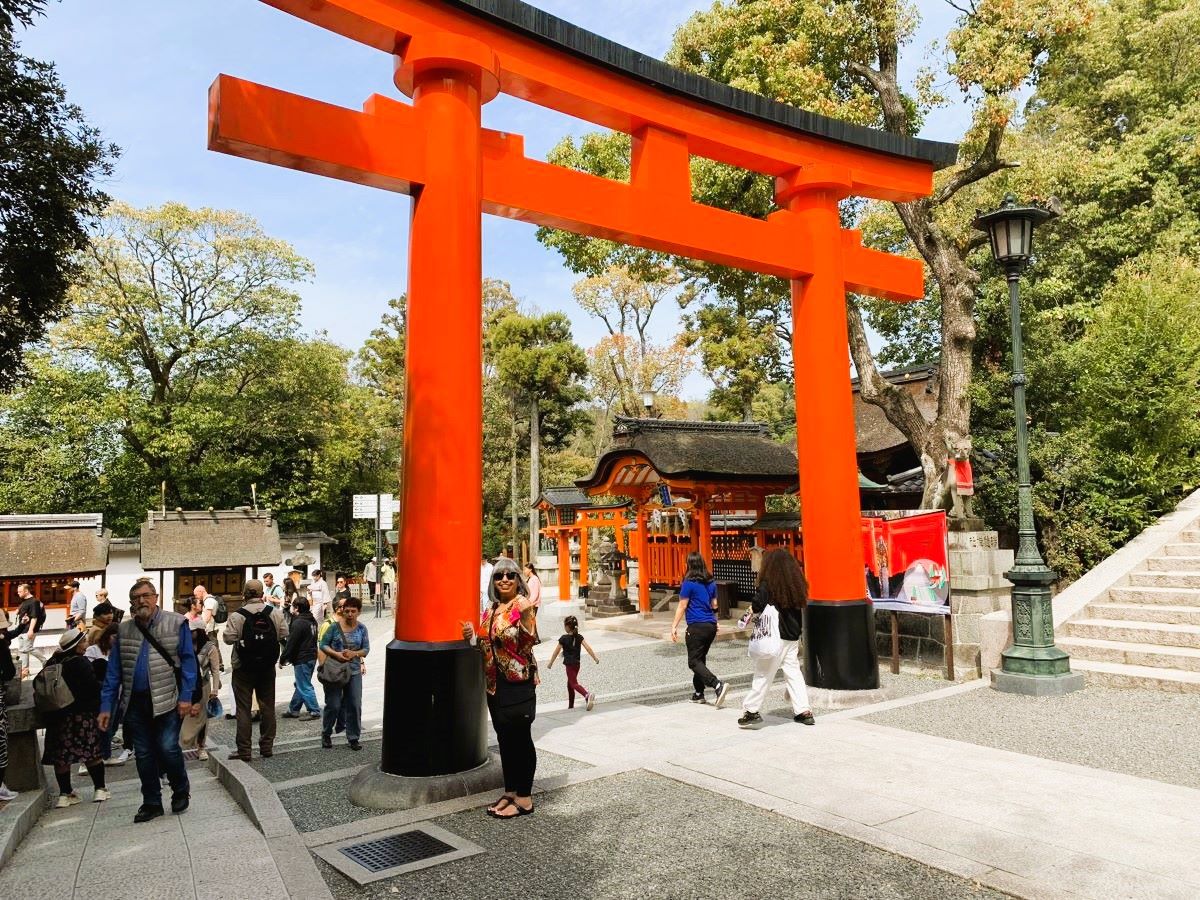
[492, 572, 518, 582]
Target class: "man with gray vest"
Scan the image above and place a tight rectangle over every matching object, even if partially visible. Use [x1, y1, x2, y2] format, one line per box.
[98, 578, 199, 823]
[223, 579, 287, 761]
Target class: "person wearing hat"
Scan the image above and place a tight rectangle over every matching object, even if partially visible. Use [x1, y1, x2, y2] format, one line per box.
[42, 630, 109, 807]
[222, 579, 287, 761]
[98, 577, 199, 823]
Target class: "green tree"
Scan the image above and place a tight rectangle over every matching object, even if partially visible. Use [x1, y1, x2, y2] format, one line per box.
[0, 0, 116, 389]
[55, 202, 312, 507]
[490, 310, 589, 561]
[540, 0, 1092, 503]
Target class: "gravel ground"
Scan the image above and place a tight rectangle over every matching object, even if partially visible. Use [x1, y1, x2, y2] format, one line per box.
[249, 733, 383, 783]
[314, 770, 1009, 900]
[862, 683, 1200, 791]
[279, 749, 589, 834]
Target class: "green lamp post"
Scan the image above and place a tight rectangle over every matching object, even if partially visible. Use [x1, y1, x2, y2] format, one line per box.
[974, 195, 1084, 696]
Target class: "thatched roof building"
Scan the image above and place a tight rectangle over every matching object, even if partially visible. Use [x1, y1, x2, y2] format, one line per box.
[0, 514, 110, 578]
[140, 508, 281, 570]
[578, 417, 798, 492]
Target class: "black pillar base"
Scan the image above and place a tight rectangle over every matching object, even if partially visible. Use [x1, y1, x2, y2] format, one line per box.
[804, 600, 879, 691]
[380, 639, 488, 778]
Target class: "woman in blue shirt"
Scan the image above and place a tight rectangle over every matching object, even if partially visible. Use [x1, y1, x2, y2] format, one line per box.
[318, 596, 369, 750]
[670, 552, 729, 707]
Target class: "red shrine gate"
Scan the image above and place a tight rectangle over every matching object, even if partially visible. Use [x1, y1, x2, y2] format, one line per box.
[210, 0, 956, 785]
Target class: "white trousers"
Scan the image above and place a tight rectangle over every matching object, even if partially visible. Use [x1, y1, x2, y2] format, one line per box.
[742, 639, 810, 715]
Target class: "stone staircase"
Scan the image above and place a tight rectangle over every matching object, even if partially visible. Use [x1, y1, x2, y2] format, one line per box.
[1059, 524, 1200, 691]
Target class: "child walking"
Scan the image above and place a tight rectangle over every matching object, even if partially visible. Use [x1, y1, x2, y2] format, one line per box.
[547, 616, 599, 710]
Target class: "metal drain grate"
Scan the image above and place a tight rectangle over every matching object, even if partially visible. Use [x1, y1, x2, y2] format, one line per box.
[340, 830, 455, 873]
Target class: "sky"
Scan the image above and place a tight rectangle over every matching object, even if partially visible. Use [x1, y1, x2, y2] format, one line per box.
[19, 0, 963, 399]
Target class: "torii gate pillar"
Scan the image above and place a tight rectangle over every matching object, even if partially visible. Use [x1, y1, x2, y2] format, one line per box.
[781, 167, 879, 692]
[365, 36, 505, 798]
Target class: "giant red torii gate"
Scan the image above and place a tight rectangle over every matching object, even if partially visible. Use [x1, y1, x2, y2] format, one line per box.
[210, 0, 956, 791]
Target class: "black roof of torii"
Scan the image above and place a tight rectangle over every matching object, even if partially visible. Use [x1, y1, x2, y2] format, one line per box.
[446, 0, 959, 169]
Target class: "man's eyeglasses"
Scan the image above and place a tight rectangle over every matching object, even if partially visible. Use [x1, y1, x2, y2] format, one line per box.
[492, 572, 518, 582]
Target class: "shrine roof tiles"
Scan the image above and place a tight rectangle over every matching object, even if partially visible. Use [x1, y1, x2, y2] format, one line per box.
[447, 0, 958, 169]
[534, 487, 591, 508]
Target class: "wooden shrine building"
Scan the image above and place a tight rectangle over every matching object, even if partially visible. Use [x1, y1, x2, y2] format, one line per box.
[574, 418, 799, 613]
[0, 514, 111, 610]
[533, 487, 630, 601]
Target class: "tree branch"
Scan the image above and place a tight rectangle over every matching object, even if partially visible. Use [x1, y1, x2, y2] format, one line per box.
[846, 297, 932, 445]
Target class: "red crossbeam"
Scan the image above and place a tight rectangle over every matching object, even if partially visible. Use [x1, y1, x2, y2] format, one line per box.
[209, 76, 924, 300]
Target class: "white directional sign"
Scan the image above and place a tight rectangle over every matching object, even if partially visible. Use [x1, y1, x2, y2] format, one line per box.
[353, 493, 394, 526]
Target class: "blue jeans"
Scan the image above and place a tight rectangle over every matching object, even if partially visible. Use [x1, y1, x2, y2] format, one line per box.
[124, 692, 189, 808]
[321, 669, 362, 742]
[289, 661, 321, 714]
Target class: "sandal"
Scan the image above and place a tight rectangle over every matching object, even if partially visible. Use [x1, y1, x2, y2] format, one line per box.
[492, 801, 534, 819]
[486, 796, 515, 817]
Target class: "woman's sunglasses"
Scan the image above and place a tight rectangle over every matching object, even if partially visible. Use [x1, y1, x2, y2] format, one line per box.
[492, 572, 518, 582]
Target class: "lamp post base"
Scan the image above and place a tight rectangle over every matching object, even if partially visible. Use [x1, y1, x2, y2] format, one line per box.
[991, 669, 1085, 696]
[804, 600, 880, 691]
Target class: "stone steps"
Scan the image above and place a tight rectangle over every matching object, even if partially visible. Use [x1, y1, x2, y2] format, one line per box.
[1145, 556, 1200, 571]
[1069, 658, 1200, 693]
[1065, 618, 1200, 649]
[1181, 529, 1200, 541]
[1059, 636, 1200, 673]
[1108, 585, 1200, 605]
[1087, 602, 1200, 626]
[1128, 571, 1200, 589]
[1163, 542, 1200, 556]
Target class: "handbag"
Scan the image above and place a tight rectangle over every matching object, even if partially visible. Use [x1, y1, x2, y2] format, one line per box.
[317, 628, 353, 686]
[747, 604, 783, 660]
[206, 695, 224, 718]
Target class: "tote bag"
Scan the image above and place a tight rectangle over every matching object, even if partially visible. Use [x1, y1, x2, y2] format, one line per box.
[747, 604, 782, 660]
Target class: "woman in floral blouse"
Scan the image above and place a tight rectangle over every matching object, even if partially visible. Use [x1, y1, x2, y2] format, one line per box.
[461, 556, 539, 819]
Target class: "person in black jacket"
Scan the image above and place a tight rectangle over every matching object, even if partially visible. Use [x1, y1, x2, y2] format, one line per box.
[738, 550, 815, 729]
[41, 630, 109, 805]
[280, 597, 321, 719]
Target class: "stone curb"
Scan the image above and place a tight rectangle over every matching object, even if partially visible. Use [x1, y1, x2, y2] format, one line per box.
[208, 747, 334, 900]
[0, 786, 48, 870]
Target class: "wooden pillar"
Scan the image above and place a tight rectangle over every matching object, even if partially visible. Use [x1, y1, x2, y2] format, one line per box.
[635, 503, 650, 614]
[780, 165, 876, 691]
[579, 526, 589, 588]
[695, 491, 713, 565]
[557, 532, 571, 600]
[614, 519, 628, 590]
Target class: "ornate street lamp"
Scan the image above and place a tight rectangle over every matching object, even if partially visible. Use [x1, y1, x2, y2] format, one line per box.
[974, 195, 1083, 695]
[641, 389, 658, 418]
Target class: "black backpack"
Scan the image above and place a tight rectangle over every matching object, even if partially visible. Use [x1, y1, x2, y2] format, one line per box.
[236, 606, 279, 670]
[213, 596, 229, 625]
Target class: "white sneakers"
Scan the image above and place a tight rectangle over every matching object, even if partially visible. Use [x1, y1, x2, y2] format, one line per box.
[197, 749, 209, 761]
[93, 789, 111, 803]
[104, 749, 132, 766]
[0, 784, 17, 802]
[586, 692, 596, 712]
[55, 792, 81, 809]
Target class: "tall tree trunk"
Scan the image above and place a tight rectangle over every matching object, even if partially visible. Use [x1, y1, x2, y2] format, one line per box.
[509, 416, 519, 559]
[528, 398, 541, 567]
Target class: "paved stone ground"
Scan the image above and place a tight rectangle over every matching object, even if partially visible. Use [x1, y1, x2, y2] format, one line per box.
[861, 683, 1200, 792]
[314, 770, 1010, 900]
[0, 768, 289, 900]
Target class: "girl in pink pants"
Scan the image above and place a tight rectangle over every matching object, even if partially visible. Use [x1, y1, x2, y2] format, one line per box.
[547, 616, 600, 710]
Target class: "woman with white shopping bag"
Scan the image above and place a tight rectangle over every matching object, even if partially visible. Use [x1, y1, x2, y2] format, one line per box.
[738, 549, 815, 729]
